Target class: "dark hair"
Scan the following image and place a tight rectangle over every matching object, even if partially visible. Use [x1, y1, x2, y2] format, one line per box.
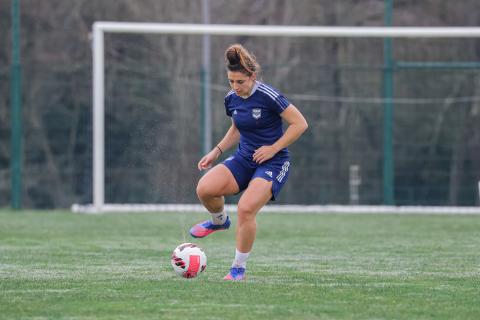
[225, 44, 260, 76]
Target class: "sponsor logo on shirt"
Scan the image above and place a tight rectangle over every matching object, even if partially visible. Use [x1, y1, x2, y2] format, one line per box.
[252, 108, 261, 119]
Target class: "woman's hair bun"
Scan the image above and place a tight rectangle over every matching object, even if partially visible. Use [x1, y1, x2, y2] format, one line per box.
[225, 44, 260, 76]
[226, 48, 240, 65]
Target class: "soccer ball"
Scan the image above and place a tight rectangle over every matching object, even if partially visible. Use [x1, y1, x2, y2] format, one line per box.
[170, 243, 207, 278]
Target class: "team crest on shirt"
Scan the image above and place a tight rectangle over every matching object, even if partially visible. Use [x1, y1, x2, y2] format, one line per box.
[252, 108, 261, 119]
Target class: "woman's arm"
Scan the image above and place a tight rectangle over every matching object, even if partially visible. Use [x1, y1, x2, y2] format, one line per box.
[198, 119, 240, 170]
[216, 119, 241, 154]
[252, 104, 308, 164]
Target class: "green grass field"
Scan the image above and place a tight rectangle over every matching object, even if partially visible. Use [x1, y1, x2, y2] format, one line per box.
[1, 210, 479, 319]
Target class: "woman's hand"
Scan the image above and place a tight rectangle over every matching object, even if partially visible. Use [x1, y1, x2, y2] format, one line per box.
[197, 120, 239, 170]
[253, 145, 278, 164]
[197, 148, 222, 171]
[253, 105, 307, 165]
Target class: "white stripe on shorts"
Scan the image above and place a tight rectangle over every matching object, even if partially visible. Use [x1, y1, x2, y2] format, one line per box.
[276, 161, 290, 183]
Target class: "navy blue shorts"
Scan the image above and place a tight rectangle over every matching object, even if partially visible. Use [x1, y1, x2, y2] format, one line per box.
[222, 153, 290, 201]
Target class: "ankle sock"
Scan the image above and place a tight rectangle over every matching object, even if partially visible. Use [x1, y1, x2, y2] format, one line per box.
[232, 248, 250, 269]
[210, 210, 228, 225]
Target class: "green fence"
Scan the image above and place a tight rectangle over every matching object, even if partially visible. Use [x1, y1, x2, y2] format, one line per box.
[2, 32, 480, 208]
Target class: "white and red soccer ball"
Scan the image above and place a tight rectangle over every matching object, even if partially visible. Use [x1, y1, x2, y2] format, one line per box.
[171, 243, 207, 278]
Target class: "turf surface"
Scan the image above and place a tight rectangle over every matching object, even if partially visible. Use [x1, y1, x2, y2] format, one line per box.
[1, 210, 479, 319]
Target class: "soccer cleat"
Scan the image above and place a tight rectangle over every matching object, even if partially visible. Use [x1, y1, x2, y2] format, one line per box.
[223, 267, 246, 281]
[189, 216, 231, 238]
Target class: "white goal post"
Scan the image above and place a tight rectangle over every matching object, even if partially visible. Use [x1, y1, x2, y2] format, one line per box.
[72, 22, 480, 214]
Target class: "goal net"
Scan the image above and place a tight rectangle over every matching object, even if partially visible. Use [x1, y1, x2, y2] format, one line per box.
[72, 23, 480, 214]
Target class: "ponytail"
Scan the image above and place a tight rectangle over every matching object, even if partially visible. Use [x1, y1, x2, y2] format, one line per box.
[225, 44, 260, 76]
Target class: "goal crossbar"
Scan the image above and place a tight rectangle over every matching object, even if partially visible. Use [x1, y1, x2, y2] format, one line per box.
[94, 22, 480, 38]
[83, 22, 480, 214]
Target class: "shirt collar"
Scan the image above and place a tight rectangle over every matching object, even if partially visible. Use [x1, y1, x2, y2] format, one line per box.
[239, 81, 259, 99]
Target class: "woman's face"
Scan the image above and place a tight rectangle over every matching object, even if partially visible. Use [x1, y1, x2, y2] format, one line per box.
[227, 71, 256, 97]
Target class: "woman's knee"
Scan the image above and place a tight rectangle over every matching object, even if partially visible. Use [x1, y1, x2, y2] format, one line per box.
[196, 178, 220, 200]
[196, 181, 209, 200]
[237, 201, 257, 219]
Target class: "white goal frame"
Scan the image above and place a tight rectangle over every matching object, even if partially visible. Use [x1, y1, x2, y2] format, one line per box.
[73, 22, 480, 214]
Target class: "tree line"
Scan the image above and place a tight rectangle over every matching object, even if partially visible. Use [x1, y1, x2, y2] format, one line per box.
[1, 0, 479, 207]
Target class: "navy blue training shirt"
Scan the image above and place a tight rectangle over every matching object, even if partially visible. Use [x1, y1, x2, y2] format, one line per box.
[224, 81, 291, 164]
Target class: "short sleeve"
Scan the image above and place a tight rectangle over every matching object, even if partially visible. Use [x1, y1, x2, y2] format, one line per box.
[258, 83, 291, 114]
[271, 93, 290, 114]
[224, 90, 234, 117]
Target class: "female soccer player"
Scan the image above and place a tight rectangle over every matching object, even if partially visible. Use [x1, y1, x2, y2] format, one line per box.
[190, 44, 308, 280]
